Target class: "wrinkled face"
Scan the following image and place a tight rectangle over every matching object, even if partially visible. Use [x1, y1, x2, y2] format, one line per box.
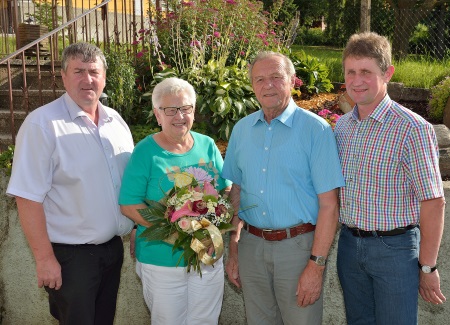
[154, 91, 195, 138]
[61, 56, 106, 111]
[251, 56, 295, 113]
[344, 56, 394, 112]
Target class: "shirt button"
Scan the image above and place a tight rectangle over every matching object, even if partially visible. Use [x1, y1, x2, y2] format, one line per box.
[262, 212, 266, 216]
[260, 190, 264, 194]
[262, 168, 266, 172]
[265, 147, 269, 150]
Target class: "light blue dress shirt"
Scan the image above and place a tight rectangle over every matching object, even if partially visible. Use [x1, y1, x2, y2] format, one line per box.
[222, 98, 344, 229]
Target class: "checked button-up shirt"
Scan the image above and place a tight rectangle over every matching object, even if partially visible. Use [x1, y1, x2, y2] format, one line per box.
[335, 95, 443, 231]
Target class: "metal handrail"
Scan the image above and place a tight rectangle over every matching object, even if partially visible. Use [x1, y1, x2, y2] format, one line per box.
[0, 0, 112, 147]
[0, 0, 111, 64]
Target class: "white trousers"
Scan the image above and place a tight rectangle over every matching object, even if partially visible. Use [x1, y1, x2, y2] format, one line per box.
[136, 259, 224, 325]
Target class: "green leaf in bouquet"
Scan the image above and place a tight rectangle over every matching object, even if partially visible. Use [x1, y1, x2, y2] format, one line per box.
[217, 223, 235, 232]
[140, 200, 166, 219]
[193, 229, 208, 241]
[139, 223, 174, 242]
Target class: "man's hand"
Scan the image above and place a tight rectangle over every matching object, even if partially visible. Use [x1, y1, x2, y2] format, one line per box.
[226, 254, 241, 288]
[296, 262, 325, 307]
[419, 270, 446, 304]
[36, 255, 62, 290]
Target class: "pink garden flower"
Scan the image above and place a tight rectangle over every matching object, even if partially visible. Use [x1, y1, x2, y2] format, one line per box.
[294, 77, 303, 88]
[318, 109, 332, 117]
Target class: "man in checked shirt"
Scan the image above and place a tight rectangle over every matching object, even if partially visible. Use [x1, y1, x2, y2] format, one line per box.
[335, 32, 446, 325]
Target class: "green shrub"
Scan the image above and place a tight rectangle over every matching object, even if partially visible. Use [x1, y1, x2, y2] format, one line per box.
[290, 50, 334, 94]
[105, 46, 141, 124]
[130, 125, 160, 144]
[0, 145, 14, 176]
[142, 59, 259, 141]
[428, 76, 450, 122]
[295, 27, 328, 46]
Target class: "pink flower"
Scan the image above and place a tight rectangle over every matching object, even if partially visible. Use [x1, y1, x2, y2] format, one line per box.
[226, 0, 237, 4]
[294, 77, 303, 88]
[190, 40, 201, 48]
[178, 218, 191, 231]
[203, 182, 218, 196]
[330, 114, 341, 121]
[136, 51, 144, 58]
[240, 51, 246, 56]
[171, 201, 199, 222]
[213, 31, 221, 38]
[318, 109, 332, 117]
[182, 1, 194, 7]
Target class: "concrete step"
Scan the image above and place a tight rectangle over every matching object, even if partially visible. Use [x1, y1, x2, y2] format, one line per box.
[0, 71, 63, 91]
[0, 133, 14, 150]
[0, 89, 65, 112]
[0, 109, 27, 136]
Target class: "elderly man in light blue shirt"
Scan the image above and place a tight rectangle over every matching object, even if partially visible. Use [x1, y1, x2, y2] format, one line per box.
[222, 51, 344, 325]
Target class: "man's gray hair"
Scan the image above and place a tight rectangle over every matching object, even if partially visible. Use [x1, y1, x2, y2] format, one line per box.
[248, 51, 296, 81]
[61, 42, 107, 72]
[152, 77, 196, 109]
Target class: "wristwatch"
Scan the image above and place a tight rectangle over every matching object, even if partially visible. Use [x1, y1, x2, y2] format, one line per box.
[418, 261, 437, 273]
[310, 255, 327, 266]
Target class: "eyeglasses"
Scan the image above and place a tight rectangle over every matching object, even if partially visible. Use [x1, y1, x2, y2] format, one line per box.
[159, 105, 194, 116]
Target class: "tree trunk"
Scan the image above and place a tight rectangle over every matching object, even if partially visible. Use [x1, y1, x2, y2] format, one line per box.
[387, 0, 437, 59]
[360, 0, 371, 32]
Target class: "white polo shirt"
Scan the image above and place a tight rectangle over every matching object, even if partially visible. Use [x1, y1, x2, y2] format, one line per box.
[7, 93, 135, 244]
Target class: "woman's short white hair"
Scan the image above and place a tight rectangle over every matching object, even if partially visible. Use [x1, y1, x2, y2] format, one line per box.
[152, 77, 196, 109]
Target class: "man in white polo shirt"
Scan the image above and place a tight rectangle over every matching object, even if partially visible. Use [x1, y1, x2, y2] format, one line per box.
[7, 42, 134, 324]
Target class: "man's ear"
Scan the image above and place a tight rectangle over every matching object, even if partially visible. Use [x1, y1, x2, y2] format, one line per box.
[290, 74, 296, 88]
[384, 65, 395, 82]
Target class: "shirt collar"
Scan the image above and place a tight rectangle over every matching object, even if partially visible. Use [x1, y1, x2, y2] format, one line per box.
[351, 94, 392, 123]
[252, 98, 297, 127]
[63, 93, 113, 123]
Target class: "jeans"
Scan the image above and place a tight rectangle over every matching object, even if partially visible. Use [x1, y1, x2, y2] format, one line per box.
[337, 225, 420, 325]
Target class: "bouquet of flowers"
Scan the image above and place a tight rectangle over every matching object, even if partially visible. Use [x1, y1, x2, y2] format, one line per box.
[138, 166, 234, 276]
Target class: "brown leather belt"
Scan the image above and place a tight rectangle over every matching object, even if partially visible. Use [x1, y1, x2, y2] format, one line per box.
[244, 222, 316, 241]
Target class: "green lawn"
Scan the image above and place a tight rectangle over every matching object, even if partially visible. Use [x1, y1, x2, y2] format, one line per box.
[292, 45, 450, 89]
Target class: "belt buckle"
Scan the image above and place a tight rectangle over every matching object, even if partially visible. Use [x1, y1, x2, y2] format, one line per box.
[354, 228, 363, 237]
[261, 229, 273, 240]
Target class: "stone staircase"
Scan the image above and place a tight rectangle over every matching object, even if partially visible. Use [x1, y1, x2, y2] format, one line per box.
[0, 60, 65, 150]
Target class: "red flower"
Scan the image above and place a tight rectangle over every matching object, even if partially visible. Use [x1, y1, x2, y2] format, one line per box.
[215, 204, 228, 216]
[192, 200, 208, 214]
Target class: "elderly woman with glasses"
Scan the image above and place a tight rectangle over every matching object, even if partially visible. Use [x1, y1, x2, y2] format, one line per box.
[119, 77, 231, 325]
